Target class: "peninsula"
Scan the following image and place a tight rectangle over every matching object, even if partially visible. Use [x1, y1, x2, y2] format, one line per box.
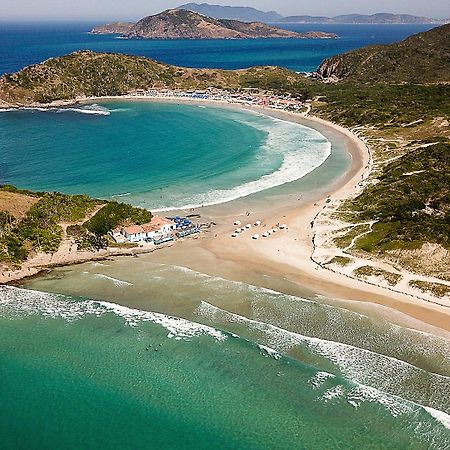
[91, 9, 337, 39]
[0, 23, 449, 330]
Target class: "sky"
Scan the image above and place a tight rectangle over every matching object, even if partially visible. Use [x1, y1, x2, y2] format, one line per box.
[1, 0, 449, 21]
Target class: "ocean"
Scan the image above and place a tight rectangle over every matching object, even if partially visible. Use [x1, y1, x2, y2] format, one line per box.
[1, 283, 449, 449]
[1, 22, 449, 449]
[0, 22, 436, 74]
[0, 101, 332, 209]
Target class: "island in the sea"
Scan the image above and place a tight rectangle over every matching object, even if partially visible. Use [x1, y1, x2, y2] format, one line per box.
[174, 3, 448, 24]
[91, 9, 338, 39]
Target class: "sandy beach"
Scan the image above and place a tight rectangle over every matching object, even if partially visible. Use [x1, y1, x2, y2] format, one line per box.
[3, 95, 450, 337]
[110, 97, 450, 337]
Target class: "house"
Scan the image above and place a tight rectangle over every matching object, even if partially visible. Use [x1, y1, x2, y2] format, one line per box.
[121, 216, 175, 243]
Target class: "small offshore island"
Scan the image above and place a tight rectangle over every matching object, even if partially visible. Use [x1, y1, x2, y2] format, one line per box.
[90, 9, 338, 39]
[0, 14, 450, 449]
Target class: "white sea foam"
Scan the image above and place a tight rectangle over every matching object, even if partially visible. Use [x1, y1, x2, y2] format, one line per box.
[322, 385, 345, 401]
[258, 344, 282, 360]
[153, 115, 331, 211]
[93, 274, 133, 287]
[0, 104, 111, 116]
[0, 286, 226, 342]
[195, 301, 450, 419]
[309, 371, 336, 389]
[424, 407, 450, 430]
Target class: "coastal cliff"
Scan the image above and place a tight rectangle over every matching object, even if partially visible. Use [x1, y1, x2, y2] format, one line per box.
[92, 9, 337, 40]
[317, 23, 450, 82]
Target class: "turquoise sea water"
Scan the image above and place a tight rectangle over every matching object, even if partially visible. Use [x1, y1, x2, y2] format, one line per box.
[0, 102, 330, 209]
[1, 285, 449, 449]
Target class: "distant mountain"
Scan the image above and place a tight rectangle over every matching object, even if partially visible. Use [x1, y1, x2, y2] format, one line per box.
[92, 10, 337, 40]
[177, 3, 283, 22]
[91, 22, 134, 34]
[281, 13, 445, 24]
[317, 23, 450, 83]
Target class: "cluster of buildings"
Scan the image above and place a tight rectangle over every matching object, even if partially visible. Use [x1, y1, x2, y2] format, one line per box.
[110, 215, 199, 245]
[130, 88, 304, 112]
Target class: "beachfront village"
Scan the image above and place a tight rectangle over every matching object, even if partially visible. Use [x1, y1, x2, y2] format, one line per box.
[128, 87, 305, 112]
[110, 214, 288, 247]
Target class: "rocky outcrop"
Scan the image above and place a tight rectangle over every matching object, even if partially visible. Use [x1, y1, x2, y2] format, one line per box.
[91, 22, 134, 34]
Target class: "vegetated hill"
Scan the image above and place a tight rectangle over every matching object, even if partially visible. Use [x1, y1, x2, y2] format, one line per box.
[123, 9, 336, 39]
[0, 185, 152, 265]
[317, 23, 450, 83]
[90, 22, 134, 34]
[126, 9, 298, 39]
[281, 13, 445, 24]
[177, 3, 282, 22]
[0, 50, 307, 106]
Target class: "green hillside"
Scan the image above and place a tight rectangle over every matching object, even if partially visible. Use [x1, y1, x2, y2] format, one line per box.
[317, 23, 450, 83]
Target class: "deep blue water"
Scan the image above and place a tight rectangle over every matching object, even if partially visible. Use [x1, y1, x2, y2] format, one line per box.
[0, 22, 436, 74]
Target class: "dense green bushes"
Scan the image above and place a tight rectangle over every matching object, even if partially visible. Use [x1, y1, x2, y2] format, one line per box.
[66, 225, 108, 251]
[85, 202, 152, 236]
[0, 192, 96, 263]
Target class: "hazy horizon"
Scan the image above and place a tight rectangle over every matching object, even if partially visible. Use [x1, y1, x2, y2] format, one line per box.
[1, 1, 449, 22]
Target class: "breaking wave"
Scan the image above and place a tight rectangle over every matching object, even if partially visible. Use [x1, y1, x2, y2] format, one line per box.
[195, 300, 450, 420]
[0, 104, 111, 115]
[0, 286, 225, 341]
[151, 114, 331, 211]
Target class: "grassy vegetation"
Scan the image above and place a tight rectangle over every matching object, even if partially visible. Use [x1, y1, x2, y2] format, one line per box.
[317, 24, 450, 83]
[0, 187, 152, 266]
[410, 280, 450, 298]
[0, 189, 96, 264]
[354, 266, 402, 286]
[329, 256, 352, 267]
[347, 142, 450, 253]
[332, 224, 371, 249]
[312, 83, 450, 128]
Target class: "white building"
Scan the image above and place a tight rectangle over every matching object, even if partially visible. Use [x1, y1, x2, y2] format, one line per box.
[117, 216, 175, 243]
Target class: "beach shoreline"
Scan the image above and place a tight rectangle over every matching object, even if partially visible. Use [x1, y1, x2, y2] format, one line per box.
[2, 95, 449, 337]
